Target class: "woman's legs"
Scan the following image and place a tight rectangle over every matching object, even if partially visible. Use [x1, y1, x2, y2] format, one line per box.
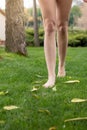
[56, 0, 72, 77]
[38, 0, 72, 87]
[38, 0, 56, 87]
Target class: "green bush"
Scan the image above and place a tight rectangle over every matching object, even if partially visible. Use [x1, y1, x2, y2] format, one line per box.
[68, 31, 87, 47]
[39, 28, 44, 36]
[25, 28, 87, 47]
[25, 28, 44, 46]
[39, 29, 44, 46]
[25, 28, 34, 46]
[39, 36, 44, 46]
[26, 28, 34, 36]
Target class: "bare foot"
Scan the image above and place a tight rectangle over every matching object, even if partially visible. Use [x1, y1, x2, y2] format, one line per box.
[43, 76, 55, 88]
[57, 66, 66, 77]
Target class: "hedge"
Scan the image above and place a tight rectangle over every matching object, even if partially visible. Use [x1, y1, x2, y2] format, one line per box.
[25, 28, 44, 46]
[25, 28, 87, 47]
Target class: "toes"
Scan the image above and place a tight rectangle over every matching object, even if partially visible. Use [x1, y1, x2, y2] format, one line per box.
[43, 80, 55, 88]
[43, 83, 54, 88]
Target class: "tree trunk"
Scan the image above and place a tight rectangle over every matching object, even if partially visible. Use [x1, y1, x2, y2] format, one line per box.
[33, 0, 40, 46]
[5, 0, 27, 56]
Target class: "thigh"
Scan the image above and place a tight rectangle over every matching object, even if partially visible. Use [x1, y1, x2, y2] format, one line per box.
[38, 0, 56, 23]
[56, 0, 72, 24]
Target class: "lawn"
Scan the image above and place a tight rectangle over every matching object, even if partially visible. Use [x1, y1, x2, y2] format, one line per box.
[0, 47, 87, 130]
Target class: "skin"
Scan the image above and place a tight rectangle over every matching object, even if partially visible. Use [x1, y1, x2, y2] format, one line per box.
[38, 0, 72, 88]
[83, 0, 87, 2]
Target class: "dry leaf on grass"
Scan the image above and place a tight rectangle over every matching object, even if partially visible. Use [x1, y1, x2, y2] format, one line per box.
[32, 94, 39, 99]
[0, 91, 8, 96]
[64, 80, 80, 84]
[38, 109, 44, 113]
[64, 117, 87, 122]
[49, 126, 57, 130]
[68, 76, 72, 79]
[45, 110, 51, 115]
[52, 86, 57, 91]
[36, 74, 43, 78]
[34, 81, 42, 84]
[71, 98, 87, 103]
[0, 91, 5, 96]
[38, 109, 51, 115]
[0, 120, 5, 124]
[30, 87, 39, 92]
[3, 105, 19, 110]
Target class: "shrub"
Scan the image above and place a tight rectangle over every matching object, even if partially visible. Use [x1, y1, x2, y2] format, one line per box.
[25, 28, 44, 46]
[68, 30, 87, 47]
[39, 28, 44, 36]
[25, 28, 87, 47]
[25, 28, 34, 46]
[39, 36, 44, 46]
[26, 28, 34, 36]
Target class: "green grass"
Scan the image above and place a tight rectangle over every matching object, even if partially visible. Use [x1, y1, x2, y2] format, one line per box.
[0, 47, 87, 130]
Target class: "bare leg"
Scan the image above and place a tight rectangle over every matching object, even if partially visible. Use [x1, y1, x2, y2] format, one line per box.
[56, 0, 72, 77]
[38, 0, 56, 87]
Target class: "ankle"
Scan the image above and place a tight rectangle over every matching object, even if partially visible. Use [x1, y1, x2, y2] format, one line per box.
[48, 74, 56, 80]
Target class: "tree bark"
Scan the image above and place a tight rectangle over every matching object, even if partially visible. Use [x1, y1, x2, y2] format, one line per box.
[33, 0, 40, 46]
[5, 0, 27, 56]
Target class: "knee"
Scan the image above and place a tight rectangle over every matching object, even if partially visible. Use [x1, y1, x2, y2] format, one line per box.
[44, 19, 56, 35]
[57, 21, 68, 33]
